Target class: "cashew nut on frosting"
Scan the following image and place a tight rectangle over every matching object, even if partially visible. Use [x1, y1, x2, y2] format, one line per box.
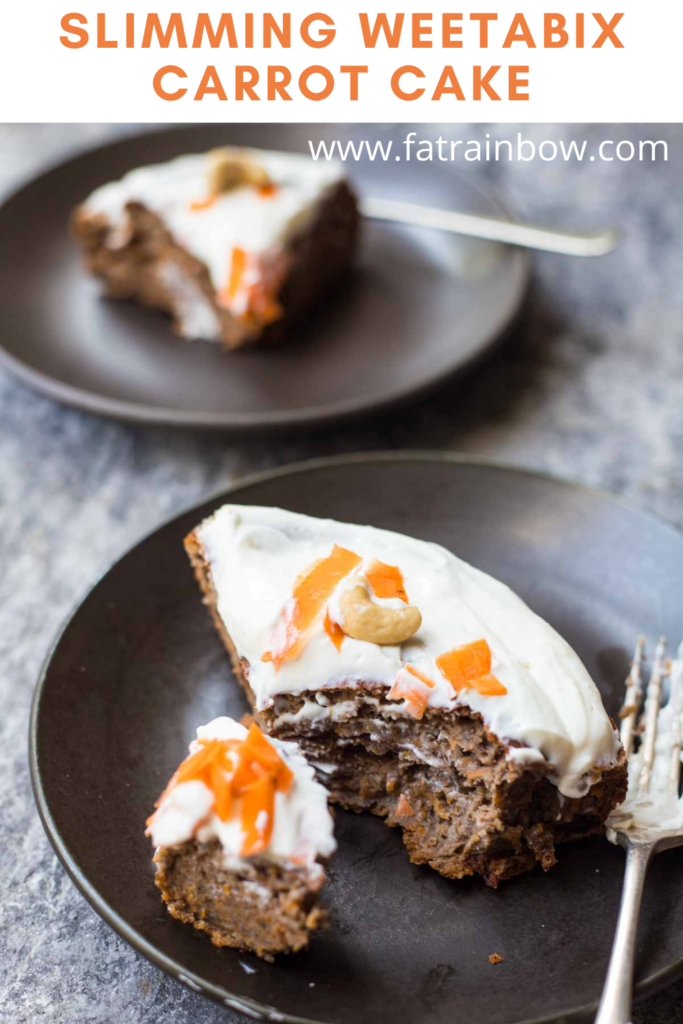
[338, 583, 422, 645]
[206, 147, 272, 194]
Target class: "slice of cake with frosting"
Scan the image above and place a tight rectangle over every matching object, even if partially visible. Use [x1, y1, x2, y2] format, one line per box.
[147, 716, 336, 958]
[185, 506, 627, 887]
[72, 147, 358, 348]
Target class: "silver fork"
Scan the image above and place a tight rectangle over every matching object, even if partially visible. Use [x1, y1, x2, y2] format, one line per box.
[595, 637, 683, 1024]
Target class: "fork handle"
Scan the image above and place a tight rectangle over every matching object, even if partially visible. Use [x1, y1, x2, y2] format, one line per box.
[362, 197, 619, 257]
[595, 841, 654, 1024]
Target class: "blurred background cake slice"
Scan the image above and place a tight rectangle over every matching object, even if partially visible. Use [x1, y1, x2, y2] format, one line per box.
[73, 147, 359, 348]
[147, 716, 336, 958]
[185, 505, 627, 887]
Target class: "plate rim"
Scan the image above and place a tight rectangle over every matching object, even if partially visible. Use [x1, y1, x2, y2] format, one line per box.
[29, 450, 683, 1023]
[0, 125, 530, 430]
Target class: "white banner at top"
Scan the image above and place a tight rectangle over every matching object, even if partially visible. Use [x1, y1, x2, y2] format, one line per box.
[1, 0, 680, 122]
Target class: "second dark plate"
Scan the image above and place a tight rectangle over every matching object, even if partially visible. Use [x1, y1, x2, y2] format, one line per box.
[0, 125, 528, 428]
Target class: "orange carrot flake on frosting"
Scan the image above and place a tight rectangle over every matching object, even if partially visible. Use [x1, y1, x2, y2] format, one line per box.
[173, 739, 232, 790]
[210, 760, 233, 821]
[472, 674, 507, 697]
[388, 670, 433, 720]
[405, 664, 436, 689]
[263, 544, 362, 667]
[324, 609, 345, 652]
[218, 247, 250, 309]
[189, 194, 217, 212]
[364, 559, 408, 603]
[436, 639, 507, 697]
[241, 775, 276, 856]
[242, 722, 293, 793]
[226, 246, 248, 301]
[148, 723, 293, 855]
[152, 738, 237, 824]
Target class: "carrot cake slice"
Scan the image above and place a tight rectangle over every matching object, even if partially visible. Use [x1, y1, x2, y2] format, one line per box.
[147, 716, 336, 958]
[185, 506, 627, 887]
[72, 147, 358, 348]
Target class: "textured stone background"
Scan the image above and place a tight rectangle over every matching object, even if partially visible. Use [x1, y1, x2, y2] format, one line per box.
[2, 123, 682, 1023]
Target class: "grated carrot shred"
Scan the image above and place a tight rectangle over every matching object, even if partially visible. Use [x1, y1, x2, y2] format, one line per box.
[230, 755, 262, 795]
[388, 672, 431, 720]
[173, 739, 231, 787]
[262, 544, 362, 667]
[149, 724, 294, 854]
[364, 558, 408, 603]
[189, 194, 217, 212]
[405, 664, 436, 688]
[210, 760, 233, 821]
[324, 609, 345, 652]
[227, 246, 248, 300]
[240, 776, 275, 857]
[243, 722, 294, 793]
[472, 673, 507, 696]
[436, 639, 506, 696]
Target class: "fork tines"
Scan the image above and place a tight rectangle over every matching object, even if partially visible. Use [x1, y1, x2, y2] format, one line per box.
[667, 645, 683, 795]
[619, 636, 645, 760]
[619, 637, 683, 798]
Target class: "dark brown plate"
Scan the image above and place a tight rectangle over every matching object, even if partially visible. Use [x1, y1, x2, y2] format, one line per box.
[0, 126, 528, 429]
[30, 453, 683, 1023]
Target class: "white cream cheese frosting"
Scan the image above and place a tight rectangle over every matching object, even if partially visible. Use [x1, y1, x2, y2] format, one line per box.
[149, 716, 336, 876]
[83, 148, 344, 330]
[195, 505, 622, 800]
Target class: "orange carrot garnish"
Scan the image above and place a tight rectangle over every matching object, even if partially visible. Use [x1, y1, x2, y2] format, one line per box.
[257, 183, 278, 198]
[262, 545, 362, 667]
[240, 775, 275, 856]
[243, 722, 294, 793]
[405, 664, 436, 688]
[210, 760, 233, 821]
[149, 724, 293, 852]
[436, 639, 491, 692]
[436, 639, 506, 697]
[324, 609, 345, 652]
[227, 246, 248, 301]
[189, 194, 217, 212]
[230, 752, 261, 795]
[148, 738, 236, 828]
[388, 671, 432, 720]
[364, 559, 408, 603]
[472, 674, 507, 697]
[172, 738, 236, 790]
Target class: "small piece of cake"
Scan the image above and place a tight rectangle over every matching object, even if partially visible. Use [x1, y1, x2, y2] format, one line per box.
[185, 506, 627, 888]
[72, 147, 359, 348]
[147, 716, 336, 959]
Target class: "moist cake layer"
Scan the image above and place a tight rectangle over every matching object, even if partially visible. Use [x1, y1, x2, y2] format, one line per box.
[154, 841, 326, 959]
[256, 686, 626, 886]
